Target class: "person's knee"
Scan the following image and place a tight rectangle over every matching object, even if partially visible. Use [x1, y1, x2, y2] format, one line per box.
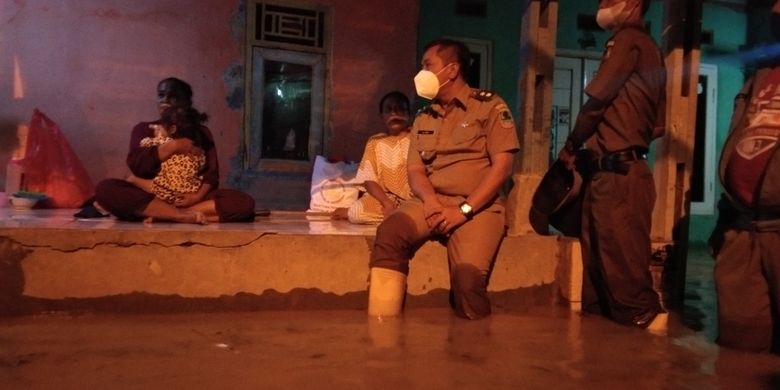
[450, 263, 491, 319]
[214, 190, 255, 222]
[370, 213, 419, 273]
[94, 179, 124, 206]
[94, 178, 151, 221]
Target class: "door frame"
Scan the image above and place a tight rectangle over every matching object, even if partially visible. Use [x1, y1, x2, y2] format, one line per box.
[690, 63, 718, 215]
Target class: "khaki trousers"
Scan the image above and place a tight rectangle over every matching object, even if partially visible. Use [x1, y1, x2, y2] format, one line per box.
[371, 198, 506, 319]
[714, 229, 780, 353]
[580, 161, 662, 325]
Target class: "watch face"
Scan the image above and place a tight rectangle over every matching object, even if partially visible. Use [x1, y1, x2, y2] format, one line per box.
[460, 203, 473, 215]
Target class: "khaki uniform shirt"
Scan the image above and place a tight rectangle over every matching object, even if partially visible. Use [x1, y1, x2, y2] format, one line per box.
[408, 84, 520, 197]
[576, 27, 666, 154]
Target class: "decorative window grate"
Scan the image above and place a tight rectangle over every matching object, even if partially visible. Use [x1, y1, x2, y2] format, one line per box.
[255, 3, 325, 51]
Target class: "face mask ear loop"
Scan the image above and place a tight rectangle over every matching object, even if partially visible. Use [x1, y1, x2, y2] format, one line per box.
[436, 63, 455, 89]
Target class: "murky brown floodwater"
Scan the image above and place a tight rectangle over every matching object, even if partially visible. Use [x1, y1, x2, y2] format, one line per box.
[1, 245, 779, 389]
[1, 305, 778, 389]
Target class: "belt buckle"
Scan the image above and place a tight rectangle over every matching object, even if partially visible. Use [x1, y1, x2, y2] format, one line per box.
[598, 156, 612, 171]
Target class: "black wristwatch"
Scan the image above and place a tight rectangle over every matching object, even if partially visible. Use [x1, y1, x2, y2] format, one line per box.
[459, 201, 475, 219]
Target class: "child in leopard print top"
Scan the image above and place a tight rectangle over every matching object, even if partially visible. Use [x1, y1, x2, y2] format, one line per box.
[128, 107, 211, 204]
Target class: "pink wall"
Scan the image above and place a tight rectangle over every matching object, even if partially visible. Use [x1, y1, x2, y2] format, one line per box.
[0, 0, 418, 193]
[323, 0, 419, 160]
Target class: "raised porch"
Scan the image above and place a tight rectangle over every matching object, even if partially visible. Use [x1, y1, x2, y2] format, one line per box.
[0, 208, 581, 315]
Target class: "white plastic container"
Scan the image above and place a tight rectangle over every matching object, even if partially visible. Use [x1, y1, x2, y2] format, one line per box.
[5, 158, 24, 195]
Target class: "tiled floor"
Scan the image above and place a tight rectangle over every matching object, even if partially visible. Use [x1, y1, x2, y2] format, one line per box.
[0, 207, 377, 235]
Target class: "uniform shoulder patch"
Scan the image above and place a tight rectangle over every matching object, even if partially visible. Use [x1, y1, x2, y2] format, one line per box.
[493, 103, 515, 129]
[471, 89, 495, 101]
[605, 39, 615, 59]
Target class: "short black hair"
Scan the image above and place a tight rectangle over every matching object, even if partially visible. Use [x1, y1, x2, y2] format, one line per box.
[423, 38, 471, 78]
[378, 91, 410, 114]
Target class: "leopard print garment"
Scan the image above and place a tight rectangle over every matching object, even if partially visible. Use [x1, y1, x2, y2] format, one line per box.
[140, 135, 206, 204]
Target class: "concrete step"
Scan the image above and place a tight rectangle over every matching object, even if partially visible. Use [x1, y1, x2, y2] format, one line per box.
[0, 209, 581, 315]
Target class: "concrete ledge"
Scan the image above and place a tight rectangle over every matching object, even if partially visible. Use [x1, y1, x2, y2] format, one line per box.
[0, 218, 580, 314]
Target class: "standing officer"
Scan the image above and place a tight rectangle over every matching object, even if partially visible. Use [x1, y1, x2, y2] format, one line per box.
[709, 0, 780, 354]
[557, 0, 667, 330]
[368, 38, 520, 320]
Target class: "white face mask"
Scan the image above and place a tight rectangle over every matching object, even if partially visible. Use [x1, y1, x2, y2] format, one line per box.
[414, 63, 453, 100]
[596, 1, 627, 31]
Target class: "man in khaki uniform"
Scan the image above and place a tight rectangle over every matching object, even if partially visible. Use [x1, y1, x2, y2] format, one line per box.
[368, 39, 520, 320]
[558, 0, 666, 330]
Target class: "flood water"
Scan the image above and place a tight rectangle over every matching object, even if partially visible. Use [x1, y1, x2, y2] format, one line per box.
[1, 245, 778, 389]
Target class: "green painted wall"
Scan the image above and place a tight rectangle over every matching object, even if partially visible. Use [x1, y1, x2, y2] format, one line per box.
[692, 5, 748, 242]
[418, 0, 749, 243]
[417, 0, 522, 115]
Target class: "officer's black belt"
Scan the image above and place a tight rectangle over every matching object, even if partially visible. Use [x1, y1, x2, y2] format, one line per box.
[590, 146, 648, 174]
[725, 209, 780, 232]
[755, 209, 780, 221]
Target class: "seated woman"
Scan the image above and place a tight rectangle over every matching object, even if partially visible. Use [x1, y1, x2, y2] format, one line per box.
[127, 106, 208, 210]
[336, 91, 413, 224]
[95, 77, 255, 224]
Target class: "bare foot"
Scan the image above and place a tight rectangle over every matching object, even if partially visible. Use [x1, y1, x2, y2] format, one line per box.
[142, 212, 205, 225]
[178, 211, 208, 225]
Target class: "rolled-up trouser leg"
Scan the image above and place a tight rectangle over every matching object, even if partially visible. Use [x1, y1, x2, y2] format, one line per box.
[447, 204, 506, 319]
[369, 201, 430, 317]
[370, 201, 430, 274]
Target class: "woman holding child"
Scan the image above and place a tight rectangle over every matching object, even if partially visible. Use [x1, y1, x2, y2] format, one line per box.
[95, 77, 255, 223]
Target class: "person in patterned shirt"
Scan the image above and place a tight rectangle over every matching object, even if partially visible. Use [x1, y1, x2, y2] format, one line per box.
[334, 91, 413, 223]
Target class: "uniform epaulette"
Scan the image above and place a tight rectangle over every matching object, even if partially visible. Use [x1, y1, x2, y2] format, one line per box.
[415, 105, 434, 116]
[471, 89, 495, 101]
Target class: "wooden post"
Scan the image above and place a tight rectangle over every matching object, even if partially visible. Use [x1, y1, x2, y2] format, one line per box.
[506, 0, 559, 236]
[652, 0, 702, 305]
